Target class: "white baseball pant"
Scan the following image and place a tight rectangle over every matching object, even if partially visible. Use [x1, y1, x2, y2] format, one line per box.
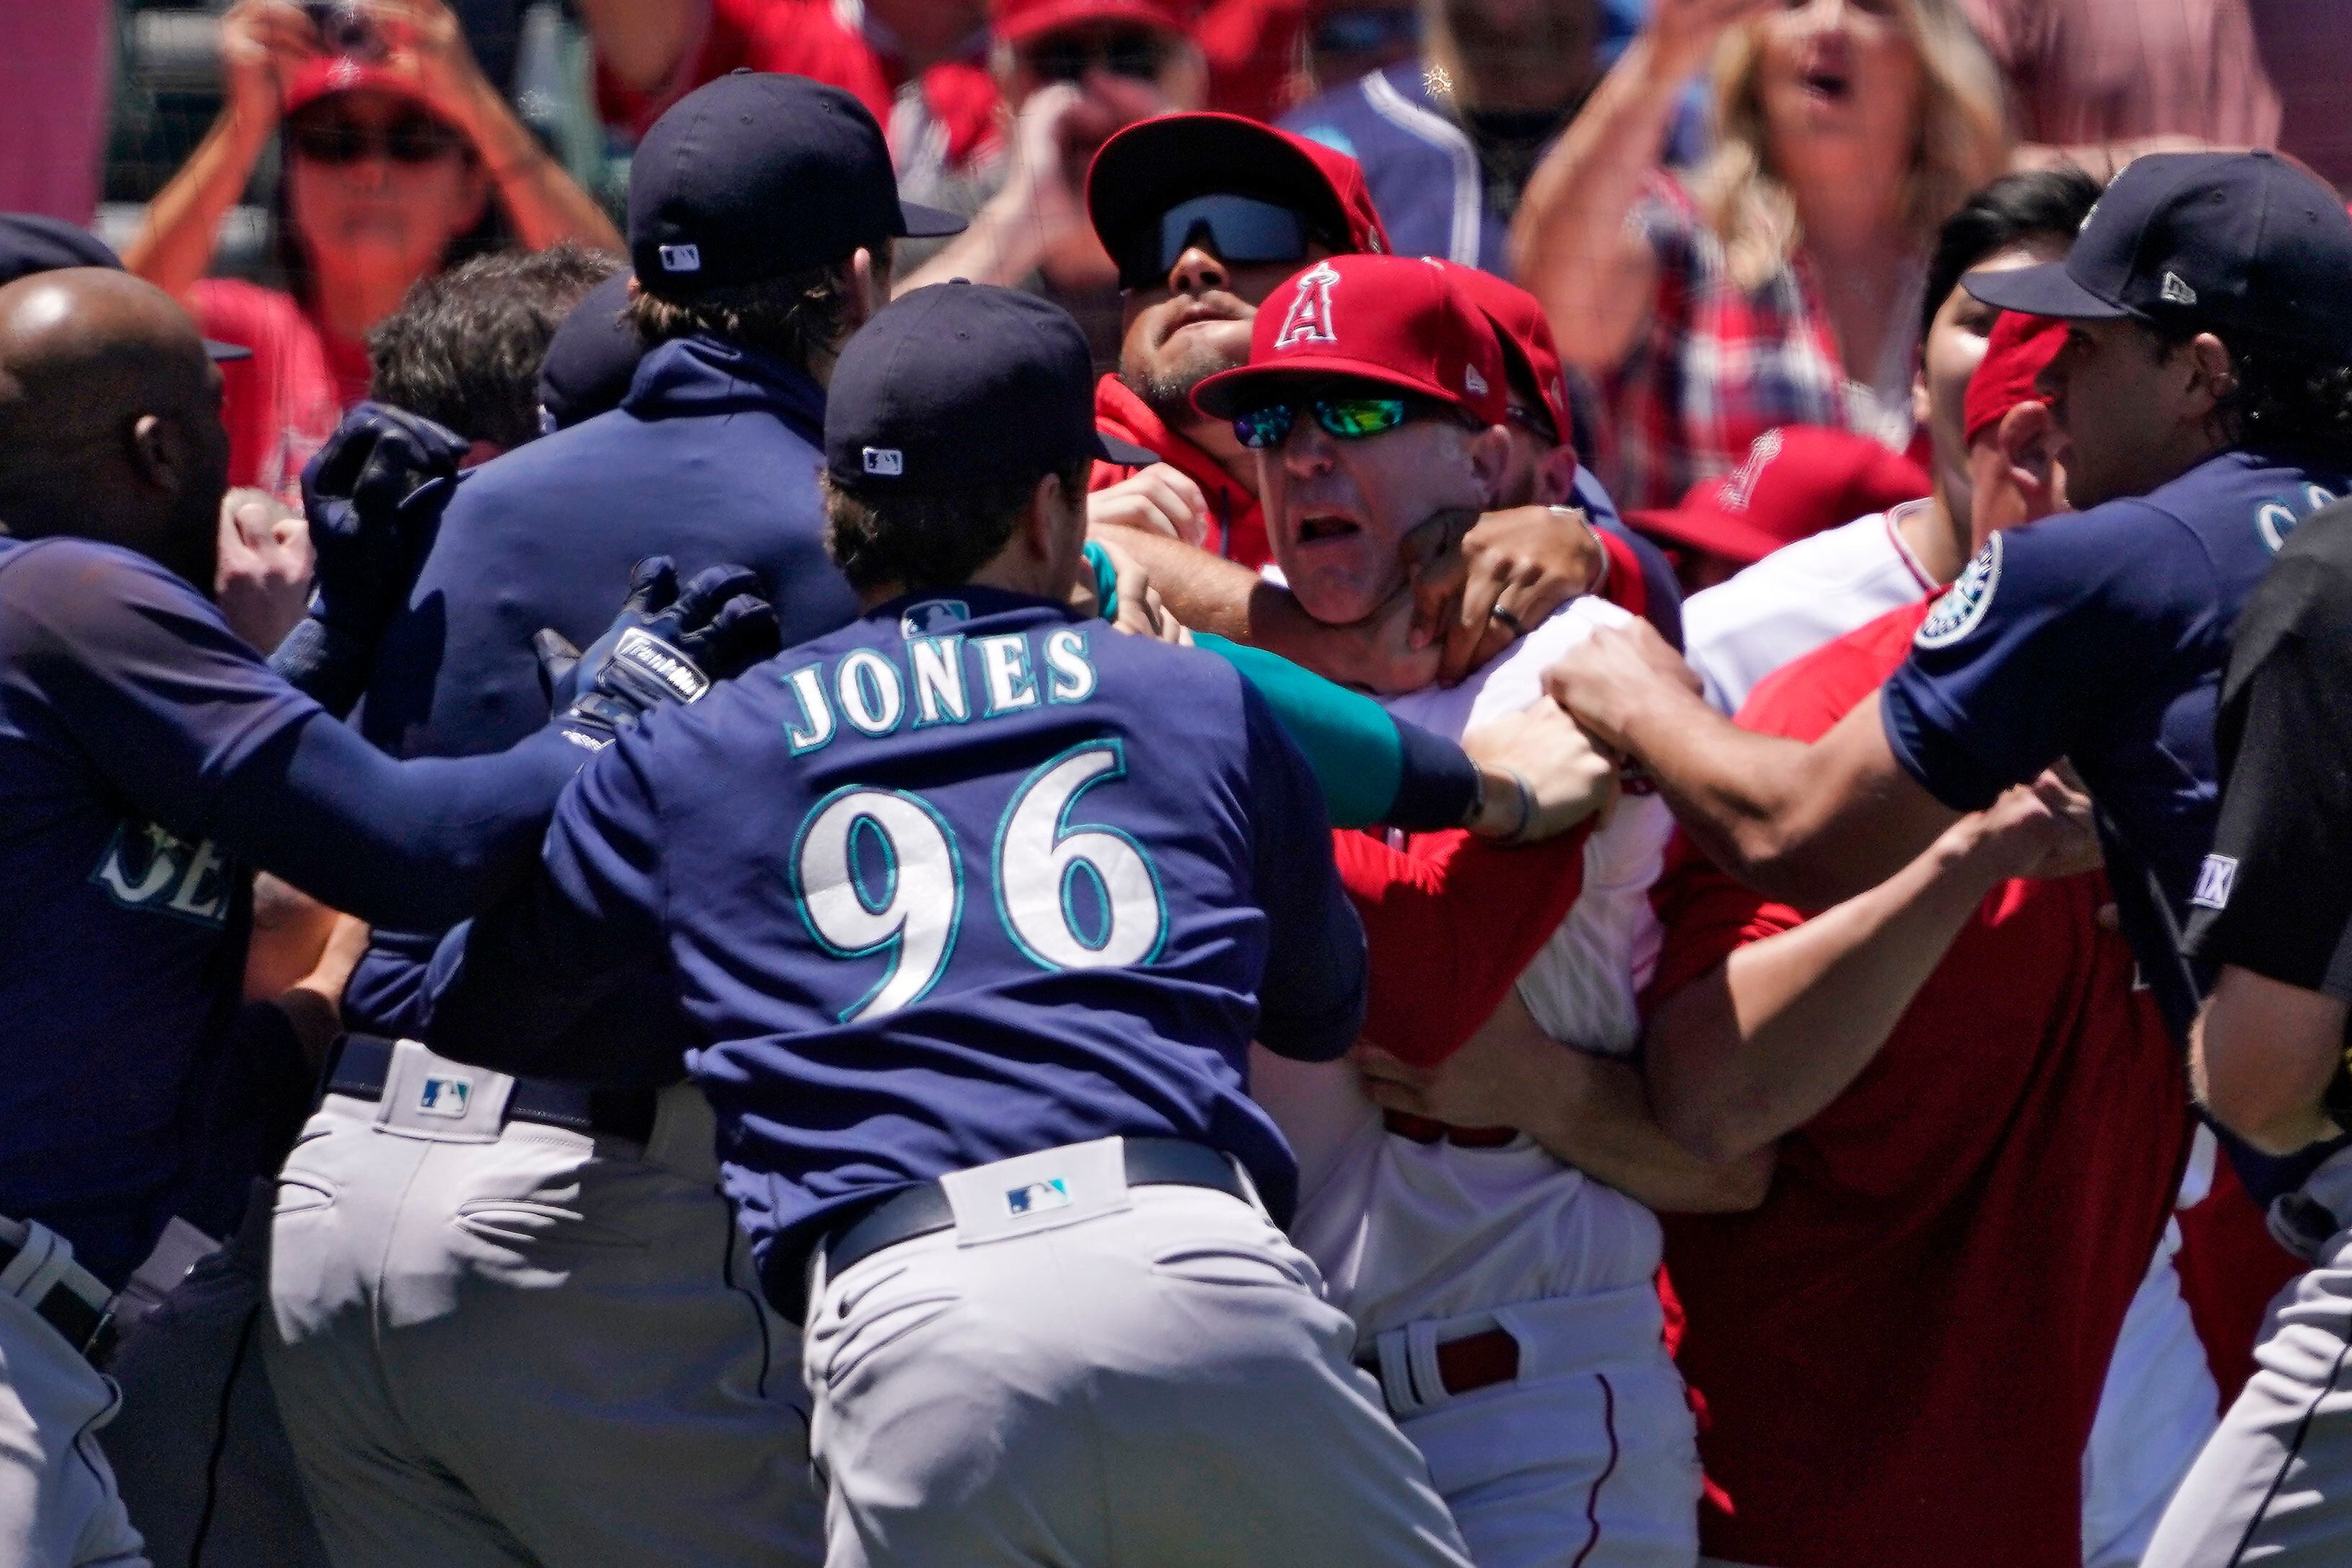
[0, 1222, 147, 1567]
[263, 1041, 821, 1567]
[802, 1139, 1476, 1567]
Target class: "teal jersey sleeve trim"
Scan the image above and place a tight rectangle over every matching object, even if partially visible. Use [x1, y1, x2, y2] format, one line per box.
[1192, 632, 1402, 829]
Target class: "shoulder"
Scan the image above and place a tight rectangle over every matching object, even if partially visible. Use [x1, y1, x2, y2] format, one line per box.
[1738, 600, 1928, 740]
[189, 279, 314, 343]
[1278, 74, 1382, 153]
[0, 537, 227, 665]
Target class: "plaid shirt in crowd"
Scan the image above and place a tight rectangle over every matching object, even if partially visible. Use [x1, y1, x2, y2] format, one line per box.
[1598, 176, 1868, 512]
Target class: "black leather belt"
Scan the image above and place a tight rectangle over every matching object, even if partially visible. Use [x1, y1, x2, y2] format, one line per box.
[0, 1226, 115, 1366]
[795, 1138, 1249, 1321]
[325, 1035, 658, 1146]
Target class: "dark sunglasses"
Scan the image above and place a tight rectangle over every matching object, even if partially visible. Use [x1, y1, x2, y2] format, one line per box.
[1233, 395, 1464, 450]
[1025, 28, 1168, 83]
[1120, 194, 1314, 288]
[289, 114, 463, 166]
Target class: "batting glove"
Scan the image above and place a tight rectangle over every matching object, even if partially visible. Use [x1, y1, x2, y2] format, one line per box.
[541, 556, 782, 750]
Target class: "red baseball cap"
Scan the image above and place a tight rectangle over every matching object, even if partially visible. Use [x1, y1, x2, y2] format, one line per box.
[1085, 113, 1391, 273]
[1447, 267, 1573, 455]
[1962, 310, 2068, 446]
[1627, 426, 1930, 567]
[992, 0, 1199, 45]
[1190, 253, 1508, 424]
[283, 55, 436, 116]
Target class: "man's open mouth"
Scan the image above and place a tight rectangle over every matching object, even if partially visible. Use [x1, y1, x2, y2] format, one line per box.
[1296, 514, 1364, 546]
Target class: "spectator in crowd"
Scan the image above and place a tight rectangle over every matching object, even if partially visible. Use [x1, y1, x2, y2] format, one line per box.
[126, 0, 621, 496]
[0, 0, 111, 224]
[1962, 0, 2278, 178]
[1512, 0, 2008, 509]
[365, 240, 620, 458]
[1672, 167, 2095, 714]
[2250, 1, 2352, 192]
[895, 0, 1210, 371]
[2159, 494, 2352, 1568]
[1306, 1, 1425, 92]
[579, 0, 1002, 190]
[1282, 0, 1702, 277]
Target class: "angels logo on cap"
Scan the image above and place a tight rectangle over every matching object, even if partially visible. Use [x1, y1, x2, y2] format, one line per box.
[1275, 261, 1342, 350]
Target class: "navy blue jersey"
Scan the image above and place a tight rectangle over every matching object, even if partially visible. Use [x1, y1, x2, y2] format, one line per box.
[342, 332, 862, 1034]
[424, 590, 1364, 1295]
[0, 538, 579, 1282]
[1882, 448, 2351, 1037]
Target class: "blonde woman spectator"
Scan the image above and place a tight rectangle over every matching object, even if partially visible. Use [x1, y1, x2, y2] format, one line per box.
[126, 0, 620, 495]
[1511, 0, 2008, 510]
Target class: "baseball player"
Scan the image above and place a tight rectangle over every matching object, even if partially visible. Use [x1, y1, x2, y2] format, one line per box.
[0, 266, 765, 1564]
[1073, 110, 1679, 698]
[2159, 496, 2352, 1566]
[1189, 250, 1743, 1566]
[415, 281, 1477, 1567]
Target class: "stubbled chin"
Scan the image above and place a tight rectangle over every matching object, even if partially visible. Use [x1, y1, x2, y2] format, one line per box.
[1282, 560, 1383, 628]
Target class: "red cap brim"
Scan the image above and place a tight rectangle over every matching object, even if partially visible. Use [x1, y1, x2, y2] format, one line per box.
[1191, 356, 1460, 421]
[1623, 504, 1789, 569]
[994, 0, 1192, 45]
[283, 56, 434, 117]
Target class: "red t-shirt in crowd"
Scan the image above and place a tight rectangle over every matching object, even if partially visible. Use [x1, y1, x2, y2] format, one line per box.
[193, 279, 366, 499]
[1648, 600, 2190, 1568]
[594, 0, 1002, 173]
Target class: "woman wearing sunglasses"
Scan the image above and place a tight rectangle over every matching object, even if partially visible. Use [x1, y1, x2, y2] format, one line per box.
[127, 0, 620, 498]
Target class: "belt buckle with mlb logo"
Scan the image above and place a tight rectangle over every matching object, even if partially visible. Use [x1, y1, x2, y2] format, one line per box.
[418, 1074, 474, 1118]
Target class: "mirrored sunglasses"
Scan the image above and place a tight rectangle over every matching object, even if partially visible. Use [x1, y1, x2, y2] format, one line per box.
[1233, 395, 1429, 449]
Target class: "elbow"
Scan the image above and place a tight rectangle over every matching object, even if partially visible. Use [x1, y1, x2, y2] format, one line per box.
[2200, 1068, 2328, 1157]
[1692, 1145, 1775, 1213]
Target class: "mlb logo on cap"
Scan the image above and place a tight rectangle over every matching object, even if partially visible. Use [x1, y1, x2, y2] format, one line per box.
[657, 243, 701, 274]
[862, 447, 905, 477]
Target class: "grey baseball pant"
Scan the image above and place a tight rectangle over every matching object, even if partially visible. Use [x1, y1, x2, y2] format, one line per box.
[0, 1222, 147, 1567]
[263, 1041, 822, 1567]
[2142, 1144, 2352, 1567]
[802, 1138, 1476, 1567]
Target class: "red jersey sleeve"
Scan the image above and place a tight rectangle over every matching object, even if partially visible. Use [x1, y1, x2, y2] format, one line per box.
[1337, 824, 1590, 1067]
[1645, 832, 1806, 1010]
[1596, 527, 1649, 624]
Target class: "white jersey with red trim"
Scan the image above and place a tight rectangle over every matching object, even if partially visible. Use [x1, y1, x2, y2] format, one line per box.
[1251, 597, 1675, 1339]
[1682, 504, 1937, 714]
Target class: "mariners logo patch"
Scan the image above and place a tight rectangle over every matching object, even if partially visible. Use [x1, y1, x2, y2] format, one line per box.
[1915, 535, 2003, 649]
[1275, 261, 1342, 349]
[2190, 854, 2238, 911]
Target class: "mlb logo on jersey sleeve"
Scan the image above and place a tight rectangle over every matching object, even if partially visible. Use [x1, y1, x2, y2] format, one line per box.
[1275, 261, 1342, 349]
[2190, 854, 2238, 911]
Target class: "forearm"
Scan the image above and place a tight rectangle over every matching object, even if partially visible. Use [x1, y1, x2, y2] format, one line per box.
[2193, 965, 2348, 1156]
[1619, 688, 1949, 907]
[896, 185, 1052, 294]
[124, 105, 274, 301]
[454, 79, 623, 252]
[1521, 1042, 1774, 1214]
[571, 0, 701, 92]
[1646, 820, 2012, 1161]
[1506, 35, 1682, 374]
[219, 718, 582, 931]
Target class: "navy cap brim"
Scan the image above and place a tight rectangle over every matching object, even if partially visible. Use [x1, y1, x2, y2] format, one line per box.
[899, 200, 968, 240]
[205, 339, 253, 362]
[1096, 431, 1158, 466]
[1962, 261, 2133, 321]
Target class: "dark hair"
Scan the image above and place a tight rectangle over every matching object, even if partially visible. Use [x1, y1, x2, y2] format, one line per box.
[367, 243, 622, 449]
[821, 460, 1090, 594]
[2150, 323, 2352, 458]
[1920, 166, 2104, 340]
[627, 263, 862, 370]
[269, 101, 510, 310]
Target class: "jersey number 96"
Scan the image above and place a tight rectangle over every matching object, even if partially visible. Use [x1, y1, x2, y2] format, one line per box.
[791, 740, 1167, 1022]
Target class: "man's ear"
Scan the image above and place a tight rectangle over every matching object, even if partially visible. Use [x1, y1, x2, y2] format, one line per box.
[2182, 331, 2237, 419]
[1466, 423, 1514, 508]
[1995, 400, 2065, 522]
[1532, 444, 1581, 508]
[846, 248, 886, 327]
[1909, 364, 1931, 431]
[128, 413, 190, 496]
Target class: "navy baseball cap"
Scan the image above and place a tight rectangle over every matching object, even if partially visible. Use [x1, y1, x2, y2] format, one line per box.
[536, 271, 644, 432]
[629, 72, 964, 299]
[0, 214, 251, 362]
[1964, 152, 2352, 355]
[826, 281, 1155, 491]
